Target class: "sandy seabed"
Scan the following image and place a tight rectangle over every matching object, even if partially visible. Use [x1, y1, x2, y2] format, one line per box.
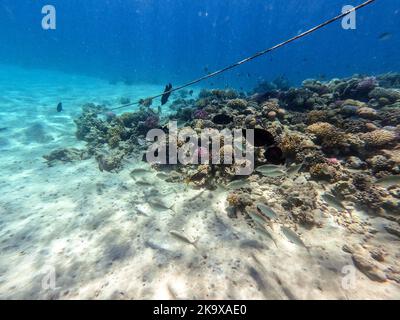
[0, 65, 399, 300]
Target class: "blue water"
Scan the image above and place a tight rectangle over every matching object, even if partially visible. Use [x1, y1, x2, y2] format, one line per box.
[1, 0, 399, 89]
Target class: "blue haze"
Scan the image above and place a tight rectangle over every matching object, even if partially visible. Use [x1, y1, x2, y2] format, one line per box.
[0, 0, 399, 89]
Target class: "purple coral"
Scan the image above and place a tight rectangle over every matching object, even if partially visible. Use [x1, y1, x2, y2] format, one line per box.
[144, 115, 159, 128]
[356, 77, 378, 92]
[193, 109, 208, 120]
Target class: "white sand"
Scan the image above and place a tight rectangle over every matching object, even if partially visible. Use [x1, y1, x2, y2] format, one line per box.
[0, 65, 399, 300]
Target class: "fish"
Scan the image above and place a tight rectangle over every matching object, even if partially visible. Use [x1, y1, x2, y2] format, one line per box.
[56, 102, 63, 112]
[149, 199, 175, 212]
[169, 230, 198, 248]
[256, 168, 286, 178]
[255, 223, 278, 248]
[0, 127, 8, 132]
[321, 193, 346, 211]
[281, 226, 308, 251]
[375, 175, 400, 187]
[130, 168, 150, 176]
[161, 83, 173, 105]
[226, 179, 249, 190]
[156, 172, 169, 180]
[256, 203, 278, 220]
[135, 179, 154, 187]
[287, 163, 303, 176]
[378, 32, 392, 41]
[248, 210, 268, 226]
[189, 90, 194, 96]
[256, 164, 285, 172]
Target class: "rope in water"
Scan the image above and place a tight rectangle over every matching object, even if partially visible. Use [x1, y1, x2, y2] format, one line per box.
[110, 0, 376, 111]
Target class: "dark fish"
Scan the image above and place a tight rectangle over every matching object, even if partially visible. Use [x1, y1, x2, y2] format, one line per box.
[56, 102, 63, 112]
[212, 114, 233, 125]
[0, 127, 7, 132]
[161, 83, 172, 105]
[189, 90, 193, 96]
[379, 32, 392, 41]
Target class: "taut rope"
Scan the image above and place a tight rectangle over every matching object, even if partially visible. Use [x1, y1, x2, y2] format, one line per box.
[110, 0, 376, 111]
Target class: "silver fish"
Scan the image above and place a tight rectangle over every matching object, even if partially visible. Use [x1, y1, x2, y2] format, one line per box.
[227, 179, 249, 190]
[322, 193, 346, 211]
[248, 210, 267, 226]
[376, 175, 400, 187]
[169, 230, 197, 248]
[256, 203, 278, 220]
[149, 199, 175, 212]
[256, 169, 286, 178]
[281, 226, 308, 250]
[135, 179, 154, 186]
[130, 168, 150, 178]
[287, 163, 303, 176]
[255, 224, 278, 248]
[156, 172, 169, 180]
[257, 164, 285, 171]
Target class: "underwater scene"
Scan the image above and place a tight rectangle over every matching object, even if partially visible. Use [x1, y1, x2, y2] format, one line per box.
[0, 0, 400, 300]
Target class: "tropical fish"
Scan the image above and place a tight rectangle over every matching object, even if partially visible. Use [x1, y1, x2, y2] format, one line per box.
[287, 163, 303, 176]
[281, 226, 308, 251]
[161, 83, 173, 105]
[248, 210, 268, 226]
[378, 32, 392, 41]
[256, 203, 278, 220]
[256, 164, 285, 171]
[130, 168, 150, 176]
[375, 175, 400, 187]
[149, 199, 175, 212]
[227, 179, 249, 190]
[135, 179, 153, 187]
[255, 224, 278, 248]
[256, 168, 286, 178]
[156, 172, 169, 180]
[56, 102, 63, 112]
[169, 230, 197, 248]
[321, 193, 346, 211]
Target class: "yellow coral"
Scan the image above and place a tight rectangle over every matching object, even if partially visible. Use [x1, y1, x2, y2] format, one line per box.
[306, 122, 335, 137]
[227, 193, 240, 207]
[361, 130, 396, 147]
[279, 133, 304, 155]
[227, 99, 248, 109]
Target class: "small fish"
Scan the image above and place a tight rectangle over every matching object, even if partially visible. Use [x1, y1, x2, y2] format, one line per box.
[281, 226, 308, 251]
[378, 32, 392, 41]
[256, 203, 278, 220]
[129, 168, 149, 179]
[149, 199, 175, 212]
[287, 163, 303, 176]
[189, 90, 194, 96]
[156, 172, 169, 180]
[256, 168, 286, 178]
[135, 179, 153, 187]
[375, 175, 400, 187]
[56, 102, 63, 112]
[256, 164, 285, 172]
[161, 83, 172, 105]
[169, 230, 198, 248]
[226, 179, 249, 190]
[255, 223, 278, 248]
[248, 210, 268, 226]
[322, 193, 346, 211]
[0, 127, 8, 132]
